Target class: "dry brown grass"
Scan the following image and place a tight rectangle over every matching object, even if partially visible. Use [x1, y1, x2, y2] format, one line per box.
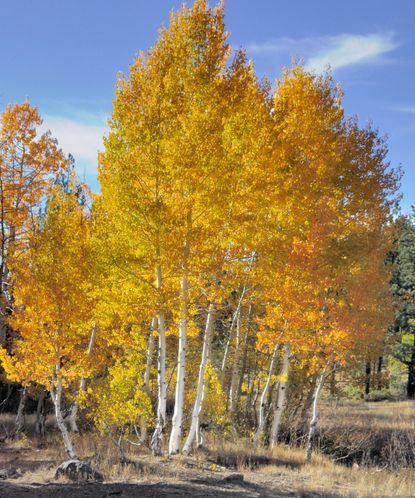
[321, 399, 415, 432]
[1, 401, 415, 496]
[2, 432, 415, 496]
[318, 399, 415, 468]
[13, 465, 58, 484]
[205, 438, 415, 497]
[269, 445, 415, 497]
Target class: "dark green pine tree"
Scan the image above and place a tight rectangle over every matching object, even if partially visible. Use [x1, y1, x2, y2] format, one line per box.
[390, 216, 415, 398]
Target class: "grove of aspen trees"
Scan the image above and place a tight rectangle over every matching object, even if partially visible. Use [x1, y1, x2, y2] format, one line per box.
[0, 0, 401, 466]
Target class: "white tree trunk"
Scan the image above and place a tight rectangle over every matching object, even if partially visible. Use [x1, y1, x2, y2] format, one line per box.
[229, 306, 242, 413]
[169, 271, 189, 454]
[140, 316, 157, 442]
[196, 420, 205, 448]
[305, 370, 327, 464]
[238, 304, 252, 396]
[51, 373, 78, 460]
[270, 344, 291, 448]
[182, 303, 215, 454]
[69, 323, 97, 432]
[220, 287, 246, 385]
[169, 214, 191, 455]
[144, 316, 156, 390]
[151, 264, 167, 455]
[253, 344, 278, 446]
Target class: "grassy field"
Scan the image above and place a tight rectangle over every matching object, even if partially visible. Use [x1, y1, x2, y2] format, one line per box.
[1, 400, 415, 497]
[319, 400, 415, 468]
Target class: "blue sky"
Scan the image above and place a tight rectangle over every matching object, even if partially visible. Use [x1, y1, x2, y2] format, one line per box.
[0, 0, 413, 211]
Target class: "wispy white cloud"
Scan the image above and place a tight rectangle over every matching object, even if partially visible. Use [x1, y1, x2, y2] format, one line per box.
[306, 33, 398, 72]
[39, 114, 108, 176]
[390, 105, 415, 114]
[245, 33, 399, 72]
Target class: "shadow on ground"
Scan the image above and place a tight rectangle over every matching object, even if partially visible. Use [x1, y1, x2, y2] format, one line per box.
[0, 479, 341, 498]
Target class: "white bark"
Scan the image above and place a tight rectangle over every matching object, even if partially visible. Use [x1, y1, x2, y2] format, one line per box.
[229, 306, 242, 413]
[270, 344, 291, 448]
[51, 373, 78, 460]
[69, 323, 97, 432]
[169, 272, 189, 454]
[144, 317, 156, 390]
[196, 421, 205, 448]
[116, 428, 127, 463]
[305, 370, 327, 464]
[253, 344, 278, 446]
[169, 213, 191, 455]
[182, 303, 215, 454]
[151, 266, 167, 455]
[220, 287, 246, 384]
[219, 252, 255, 386]
[140, 316, 157, 442]
[238, 304, 252, 396]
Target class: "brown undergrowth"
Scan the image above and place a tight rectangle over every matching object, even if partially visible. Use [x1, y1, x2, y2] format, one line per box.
[318, 399, 415, 468]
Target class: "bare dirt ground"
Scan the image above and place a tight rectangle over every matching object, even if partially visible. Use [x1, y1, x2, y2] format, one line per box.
[0, 481, 297, 498]
[0, 442, 305, 498]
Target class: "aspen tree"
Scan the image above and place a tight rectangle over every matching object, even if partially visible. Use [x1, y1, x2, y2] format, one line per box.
[99, 0, 271, 454]
[182, 303, 215, 453]
[83, 324, 153, 452]
[68, 323, 97, 433]
[0, 103, 68, 342]
[253, 343, 278, 446]
[256, 66, 398, 449]
[269, 344, 291, 448]
[0, 170, 94, 459]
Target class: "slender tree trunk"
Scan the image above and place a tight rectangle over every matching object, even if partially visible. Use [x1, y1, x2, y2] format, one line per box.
[298, 374, 318, 431]
[269, 344, 291, 448]
[229, 306, 243, 413]
[377, 356, 383, 390]
[169, 211, 191, 455]
[407, 335, 415, 399]
[51, 374, 78, 460]
[182, 303, 215, 454]
[248, 350, 260, 424]
[365, 361, 371, 397]
[140, 316, 156, 443]
[407, 362, 415, 399]
[329, 369, 336, 398]
[238, 304, 252, 397]
[35, 388, 47, 437]
[0, 217, 11, 348]
[116, 428, 127, 464]
[69, 323, 97, 432]
[151, 266, 167, 456]
[253, 344, 278, 446]
[220, 288, 246, 385]
[305, 370, 327, 464]
[0, 383, 13, 414]
[144, 317, 156, 390]
[196, 420, 205, 448]
[14, 386, 27, 437]
[251, 377, 261, 427]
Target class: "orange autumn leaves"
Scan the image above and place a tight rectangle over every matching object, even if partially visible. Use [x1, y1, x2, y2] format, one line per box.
[256, 69, 398, 372]
[1, 173, 96, 389]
